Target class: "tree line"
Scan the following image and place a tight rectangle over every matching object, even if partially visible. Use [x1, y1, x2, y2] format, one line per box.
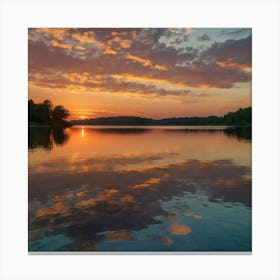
[221, 107, 251, 125]
[71, 107, 252, 126]
[28, 99, 70, 126]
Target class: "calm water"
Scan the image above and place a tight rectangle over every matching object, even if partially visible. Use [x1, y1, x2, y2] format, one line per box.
[28, 126, 251, 252]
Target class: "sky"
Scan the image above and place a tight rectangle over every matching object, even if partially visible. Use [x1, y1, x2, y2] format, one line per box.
[28, 28, 252, 120]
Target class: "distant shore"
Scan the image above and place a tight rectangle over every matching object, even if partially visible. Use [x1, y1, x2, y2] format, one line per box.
[69, 124, 251, 127]
[70, 107, 251, 127]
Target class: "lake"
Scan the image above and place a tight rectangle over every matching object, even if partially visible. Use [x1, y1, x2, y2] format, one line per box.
[28, 126, 251, 252]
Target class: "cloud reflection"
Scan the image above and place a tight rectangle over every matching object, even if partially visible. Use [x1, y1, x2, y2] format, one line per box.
[29, 158, 251, 251]
[168, 224, 192, 235]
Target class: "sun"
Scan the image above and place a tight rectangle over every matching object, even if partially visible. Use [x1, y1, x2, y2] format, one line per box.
[79, 115, 86, 120]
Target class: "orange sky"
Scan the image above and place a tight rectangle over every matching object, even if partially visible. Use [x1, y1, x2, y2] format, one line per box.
[28, 28, 252, 120]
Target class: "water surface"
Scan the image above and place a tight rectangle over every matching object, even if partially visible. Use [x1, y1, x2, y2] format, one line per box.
[28, 126, 251, 251]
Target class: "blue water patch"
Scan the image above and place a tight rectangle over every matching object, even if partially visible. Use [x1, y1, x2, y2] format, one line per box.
[97, 192, 251, 251]
[29, 234, 73, 251]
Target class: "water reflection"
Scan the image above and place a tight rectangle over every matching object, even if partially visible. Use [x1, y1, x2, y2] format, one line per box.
[28, 126, 251, 151]
[28, 126, 69, 150]
[224, 127, 251, 140]
[163, 126, 251, 141]
[95, 128, 152, 134]
[28, 126, 251, 251]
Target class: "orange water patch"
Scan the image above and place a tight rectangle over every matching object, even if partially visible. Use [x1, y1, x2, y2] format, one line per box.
[33, 202, 71, 220]
[53, 193, 74, 202]
[76, 191, 86, 197]
[168, 224, 192, 235]
[120, 194, 135, 203]
[184, 211, 203, 220]
[163, 212, 177, 217]
[76, 188, 119, 208]
[105, 230, 133, 242]
[132, 177, 161, 189]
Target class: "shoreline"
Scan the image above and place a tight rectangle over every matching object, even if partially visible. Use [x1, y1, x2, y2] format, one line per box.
[28, 124, 251, 128]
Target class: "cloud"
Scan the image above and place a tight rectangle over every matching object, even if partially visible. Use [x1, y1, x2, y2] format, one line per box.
[220, 28, 251, 36]
[70, 30, 97, 44]
[29, 67, 192, 97]
[203, 35, 252, 70]
[103, 48, 117, 55]
[29, 28, 73, 41]
[126, 53, 153, 68]
[125, 53, 168, 71]
[131, 177, 162, 189]
[154, 64, 168, 71]
[50, 40, 72, 50]
[28, 28, 252, 97]
[197, 34, 210, 41]
[96, 78, 191, 96]
[74, 45, 86, 51]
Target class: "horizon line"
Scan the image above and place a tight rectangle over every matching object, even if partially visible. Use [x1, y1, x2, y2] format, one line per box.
[69, 107, 251, 122]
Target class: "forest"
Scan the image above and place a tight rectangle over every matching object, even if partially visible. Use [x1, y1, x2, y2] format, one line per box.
[71, 107, 252, 126]
[28, 99, 251, 127]
[28, 99, 71, 126]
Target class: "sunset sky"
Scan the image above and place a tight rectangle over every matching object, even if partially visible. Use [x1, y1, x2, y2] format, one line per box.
[28, 28, 251, 120]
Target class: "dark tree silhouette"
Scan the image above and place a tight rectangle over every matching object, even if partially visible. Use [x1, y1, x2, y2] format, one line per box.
[71, 107, 251, 126]
[221, 107, 251, 126]
[52, 105, 70, 124]
[28, 99, 36, 122]
[28, 100, 70, 126]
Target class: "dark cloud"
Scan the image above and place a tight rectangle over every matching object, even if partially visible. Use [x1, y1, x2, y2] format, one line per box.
[197, 34, 210, 41]
[146, 42, 197, 66]
[90, 78, 191, 96]
[220, 28, 251, 36]
[203, 35, 252, 68]
[29, 67, 191, 97]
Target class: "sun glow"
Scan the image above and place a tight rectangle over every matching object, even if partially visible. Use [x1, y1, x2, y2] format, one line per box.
[28, 28, 252, 119]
